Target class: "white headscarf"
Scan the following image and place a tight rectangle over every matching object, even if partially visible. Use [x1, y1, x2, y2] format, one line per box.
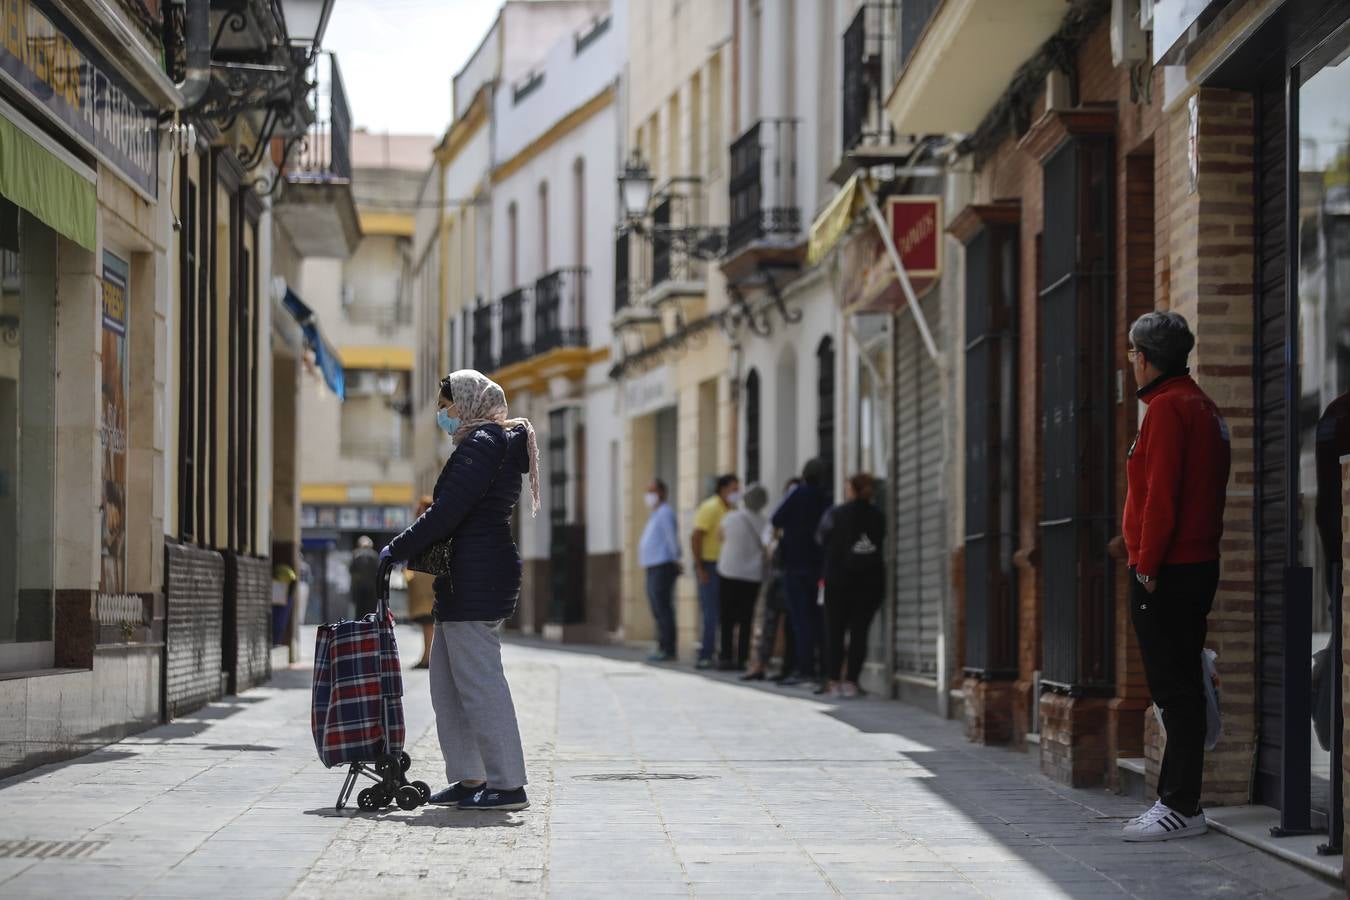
[442, 369, 541, 516]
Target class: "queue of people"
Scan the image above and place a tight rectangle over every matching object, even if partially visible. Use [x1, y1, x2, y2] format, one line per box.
[639, 459, 887, 699]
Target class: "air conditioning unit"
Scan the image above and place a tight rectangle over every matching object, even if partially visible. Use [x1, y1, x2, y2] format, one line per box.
[344, 370, 375, 396]
[1111, 0, 1148, 65]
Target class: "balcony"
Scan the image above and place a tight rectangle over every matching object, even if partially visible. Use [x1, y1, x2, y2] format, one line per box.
[842, 3, 896, 154]
[884, 0, 1068, 135]
[533, 268, 589, 355]
[274, 52, 361, 259]
[479, 270, 593, 392]
[499, 287, 530, 368]
[723, 119, 803, 281]
[472, 301, 496, 373]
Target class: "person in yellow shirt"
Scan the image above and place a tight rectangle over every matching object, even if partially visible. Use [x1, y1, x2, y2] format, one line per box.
[691, 474, 740, 669]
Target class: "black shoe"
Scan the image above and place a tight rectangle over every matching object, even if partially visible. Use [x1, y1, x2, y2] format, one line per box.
[778, 676, 806, 687]
[458, 786, 529, 812]
[740, 671, 766, 682]
[429, 782, 481, 805]
[769, 672, 794, 683]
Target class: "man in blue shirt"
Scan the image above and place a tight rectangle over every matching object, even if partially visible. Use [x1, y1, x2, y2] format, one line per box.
[639, 479, 681, 661]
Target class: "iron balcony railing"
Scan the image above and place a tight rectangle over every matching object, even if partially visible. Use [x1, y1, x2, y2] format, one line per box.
[898, 0, 941, 76]
[288, 51, 352, 183]
[650, 178, 712, 289]
[472, 302, 495, 373]
[614, 230, 630, 313]
[843, 3, 898, 153]
[499, 287, 530, 367]
[533, 267, 589, 354]
[728, 119, 801, 256]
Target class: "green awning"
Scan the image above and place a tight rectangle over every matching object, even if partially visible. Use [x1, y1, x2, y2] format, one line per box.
[0, 115, 96, 251]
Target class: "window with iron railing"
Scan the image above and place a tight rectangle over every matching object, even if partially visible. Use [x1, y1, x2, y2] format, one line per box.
[499, 288, 528, 367]
[614, 230, 630, 313]
[898, 0, 941, 76]
[728, 119, 800, 256]
[842, 4, 897, 153]
[534, 268, 589, 354]
[651, 196, 672, 286]
[472, 302, 495, 373]
[289, 52, 352, 183]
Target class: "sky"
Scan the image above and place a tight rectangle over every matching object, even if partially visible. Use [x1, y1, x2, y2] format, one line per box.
[321, 0, 501, 138]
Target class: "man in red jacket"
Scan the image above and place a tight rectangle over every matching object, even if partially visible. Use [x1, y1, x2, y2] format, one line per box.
[1121, 311, 1231, 842]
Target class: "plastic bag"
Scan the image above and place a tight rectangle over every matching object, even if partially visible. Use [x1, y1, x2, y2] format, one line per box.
[1150, 648, 1222, 752]
[1202, 648, 1221, 751]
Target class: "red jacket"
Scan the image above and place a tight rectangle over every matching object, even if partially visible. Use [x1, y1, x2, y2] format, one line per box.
[1123, 374, 1231, 577]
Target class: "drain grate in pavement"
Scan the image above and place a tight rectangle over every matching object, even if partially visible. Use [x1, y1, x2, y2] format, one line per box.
[575, 773, 715, 782]
[0, 839, 107, 859]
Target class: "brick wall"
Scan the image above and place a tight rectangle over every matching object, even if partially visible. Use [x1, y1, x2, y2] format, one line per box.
[1149, 88, 1258, 808]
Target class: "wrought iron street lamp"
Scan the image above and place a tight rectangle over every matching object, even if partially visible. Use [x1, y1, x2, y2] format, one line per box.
[615, 149, 726, 259]
[618, 150, 655, 224]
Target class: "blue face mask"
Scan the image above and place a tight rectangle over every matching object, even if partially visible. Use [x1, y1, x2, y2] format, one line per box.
[437, 409, 461, 436]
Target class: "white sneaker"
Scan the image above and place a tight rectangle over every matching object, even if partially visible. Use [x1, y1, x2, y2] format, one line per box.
[1122, 805, 1207, 842]
[1127, 799, 1166, 826]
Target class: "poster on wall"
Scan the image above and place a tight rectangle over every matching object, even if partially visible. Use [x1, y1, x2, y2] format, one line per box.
[100, 252, 129, 593]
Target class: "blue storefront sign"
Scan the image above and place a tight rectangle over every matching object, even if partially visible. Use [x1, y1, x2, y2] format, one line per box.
[0, 0, 160, 196]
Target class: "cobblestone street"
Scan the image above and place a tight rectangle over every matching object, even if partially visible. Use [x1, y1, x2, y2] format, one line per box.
[0, 630, 1338, 899]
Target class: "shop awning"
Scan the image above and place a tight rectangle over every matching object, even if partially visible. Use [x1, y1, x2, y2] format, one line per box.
[0, 111, 96, 250]
[281, 287, 346, 400]
[807, 174, 871, 267]
[340, 346, 415, 370]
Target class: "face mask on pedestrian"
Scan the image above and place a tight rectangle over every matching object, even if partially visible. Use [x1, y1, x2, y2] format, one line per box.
[436, 408, 460, 436]
[644, 492, 660, 509]
[727, 490, 743, 506]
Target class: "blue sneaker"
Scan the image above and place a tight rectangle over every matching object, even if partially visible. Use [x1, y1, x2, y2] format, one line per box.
[458, 786, 529, 812]
[428, 782, 481, 805]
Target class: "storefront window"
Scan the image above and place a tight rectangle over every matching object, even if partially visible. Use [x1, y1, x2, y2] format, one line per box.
[1295, 21, 1350, 816]
[0, 198, 56, 665]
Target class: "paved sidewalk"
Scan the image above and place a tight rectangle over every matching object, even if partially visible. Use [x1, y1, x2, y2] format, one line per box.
[0, 629, 1339, 899]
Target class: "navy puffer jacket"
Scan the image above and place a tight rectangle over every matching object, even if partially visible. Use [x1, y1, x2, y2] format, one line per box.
[387, 423, 529, 622]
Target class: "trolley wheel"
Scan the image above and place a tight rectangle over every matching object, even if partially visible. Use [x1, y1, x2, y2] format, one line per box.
[377, 787, 395, 809]
[399, 752, 411, 773]
[412, 780, 431, 804]
[357, 788, 380, 812]
[396, 785, 423, 811]
[376, 756, 397, 778]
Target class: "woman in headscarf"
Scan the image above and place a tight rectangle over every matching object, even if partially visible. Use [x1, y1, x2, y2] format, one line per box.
[382, 370, 540, 812]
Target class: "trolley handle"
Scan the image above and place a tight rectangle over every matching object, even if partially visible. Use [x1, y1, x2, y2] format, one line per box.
[377, 558, 394, 620]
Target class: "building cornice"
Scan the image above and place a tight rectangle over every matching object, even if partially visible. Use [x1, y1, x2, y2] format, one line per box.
[491, 83, 616, 185]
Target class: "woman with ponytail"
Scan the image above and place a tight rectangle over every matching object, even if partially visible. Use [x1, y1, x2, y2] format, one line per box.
[382, 369, 541, 812]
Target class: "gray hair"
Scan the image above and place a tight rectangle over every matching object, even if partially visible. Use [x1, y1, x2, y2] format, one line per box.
[743, 483, 769, 513]
[1129, 311, 1195, 373]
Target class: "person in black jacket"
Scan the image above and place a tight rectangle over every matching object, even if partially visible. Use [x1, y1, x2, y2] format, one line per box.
[348, 536, 380, 618]
[383, 370, 541, 813]
[818, 473, 885, 699]
[771, 459, 831, 687]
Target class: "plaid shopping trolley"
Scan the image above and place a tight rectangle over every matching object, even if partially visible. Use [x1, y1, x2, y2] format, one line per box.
[311, 561, 430, 812]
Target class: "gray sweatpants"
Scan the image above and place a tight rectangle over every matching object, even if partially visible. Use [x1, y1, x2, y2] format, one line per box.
[429, 620, 528, 789]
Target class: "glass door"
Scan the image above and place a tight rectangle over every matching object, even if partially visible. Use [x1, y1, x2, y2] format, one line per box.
[1295, 19, 1350, 831]
[0, 199, 57, 672]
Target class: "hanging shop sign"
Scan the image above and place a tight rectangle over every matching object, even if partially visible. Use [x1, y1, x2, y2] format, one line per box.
[0, 0, 160, 196]
[100, 251, 129, 594]
[840, 196, 942, 314]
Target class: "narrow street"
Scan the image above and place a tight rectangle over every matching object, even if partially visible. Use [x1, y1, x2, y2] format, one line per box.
[0, 631, 1335, 899]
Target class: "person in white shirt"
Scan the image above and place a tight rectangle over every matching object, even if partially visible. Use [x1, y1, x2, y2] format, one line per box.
[715, 483, 770, 671]
[638, 479, 681, 661]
